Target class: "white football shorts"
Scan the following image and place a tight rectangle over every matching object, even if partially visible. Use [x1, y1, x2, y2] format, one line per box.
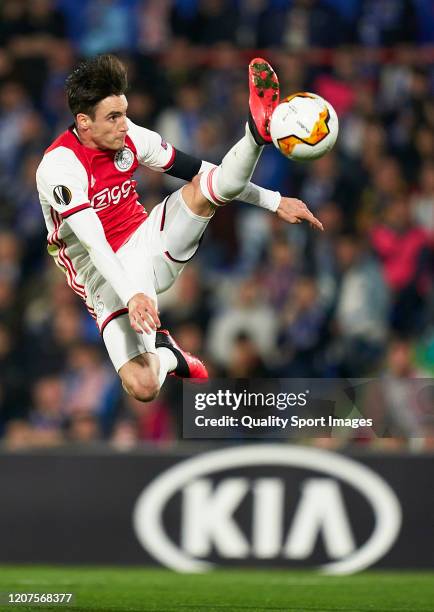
[85, 187, 211, 371]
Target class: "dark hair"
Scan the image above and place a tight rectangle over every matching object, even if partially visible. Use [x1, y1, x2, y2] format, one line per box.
[65, 54, 128, 118]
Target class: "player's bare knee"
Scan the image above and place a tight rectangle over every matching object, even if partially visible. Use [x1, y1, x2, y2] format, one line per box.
[135, 383, 160, 403]
[130, 377, 160, 402]
[183, 175, 215, 217]
[121, 370, 160, 403]
[191, 173, 201, 190]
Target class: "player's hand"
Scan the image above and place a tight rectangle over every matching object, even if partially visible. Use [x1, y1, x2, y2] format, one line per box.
[276, 197, 324, 231]
[127, 293, 161, 335]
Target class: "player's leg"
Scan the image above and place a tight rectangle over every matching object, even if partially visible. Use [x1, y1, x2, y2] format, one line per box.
[102, 312, 177, 401]
[113, 222, 207, 398]
[97, 307, 173, 403]
[159, 58, 279, 264]
[111, 234, 179, 398]
[156, 117, 263, 263]
[107, 316, 206, 399]
[121, 355, 160, 402]
[85, 246, 174, 401]
[104, 322, 177, 402]
[183, 58, 279, 217]
[182, 123, 263, 217]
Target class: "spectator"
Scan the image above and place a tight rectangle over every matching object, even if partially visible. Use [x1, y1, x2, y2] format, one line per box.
[123, 394, 174, 442]
[12, 154, 47, 259]
[207, 276, 277, 368]
[68, 411, 101, 444]
[160, 264, 211, 332]
[0, 277, 21, 332]
[313, 47, 358, 118]
[62, 343, 119, 425]
[7, 0, 67, 103]
[333, 233, 390, 375]
[110, 418, 139, 451]
[137, 0, 171, 53]
[371, 194, 431, 333]
[278, 276, 327, 376]
[0, 80, 34, 176]
[0, 322, 29, 430]
[261, 238, 298, 311]
[311, 201, 344, 308]
[357, 0, 418, 47]
[358, 156, 407, 232]
[28, 374, 65, 446]
[77, 0, 137, 57]
[155, 81, 205, 154]
[412, 161, 434, 241]
[298, 152, 357, 220]
[0, 1, 27, 50]
[190, 0, 238, 46]
[0, 231, 22, 284]
[262, 0, 347, 50]
[364, 337, 433, 444]
[2, 419, 33, 450]
[225, 332, 270, 378]
[41, 40, 75, 130]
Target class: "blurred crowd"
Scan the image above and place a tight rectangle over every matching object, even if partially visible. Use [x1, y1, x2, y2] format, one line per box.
[0, 0, 433, 451]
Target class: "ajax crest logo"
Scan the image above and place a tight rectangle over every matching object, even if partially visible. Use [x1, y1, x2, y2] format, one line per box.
[114, 147, 134, 172]
[133, 445, 402, 575]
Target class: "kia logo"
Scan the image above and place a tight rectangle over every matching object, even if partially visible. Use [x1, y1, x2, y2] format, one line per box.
[133, 445, 401, 574]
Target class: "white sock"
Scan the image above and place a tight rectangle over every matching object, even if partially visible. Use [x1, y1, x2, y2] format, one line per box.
[200, 124, 263, 206]
[156, 346, 178, 387]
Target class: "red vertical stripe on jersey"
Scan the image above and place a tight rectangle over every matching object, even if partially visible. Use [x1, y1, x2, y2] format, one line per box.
[48, 208, 97, 320]
[50, 209, 86, 297]
[51, 214, 86, 299]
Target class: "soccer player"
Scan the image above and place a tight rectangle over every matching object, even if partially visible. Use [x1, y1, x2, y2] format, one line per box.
[36, 55, 322, 403]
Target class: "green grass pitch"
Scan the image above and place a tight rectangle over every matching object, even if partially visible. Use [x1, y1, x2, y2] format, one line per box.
[0, 566, 433, 612]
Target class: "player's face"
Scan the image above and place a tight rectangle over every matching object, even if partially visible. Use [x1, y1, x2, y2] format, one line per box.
[81, 95, 129, 150]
